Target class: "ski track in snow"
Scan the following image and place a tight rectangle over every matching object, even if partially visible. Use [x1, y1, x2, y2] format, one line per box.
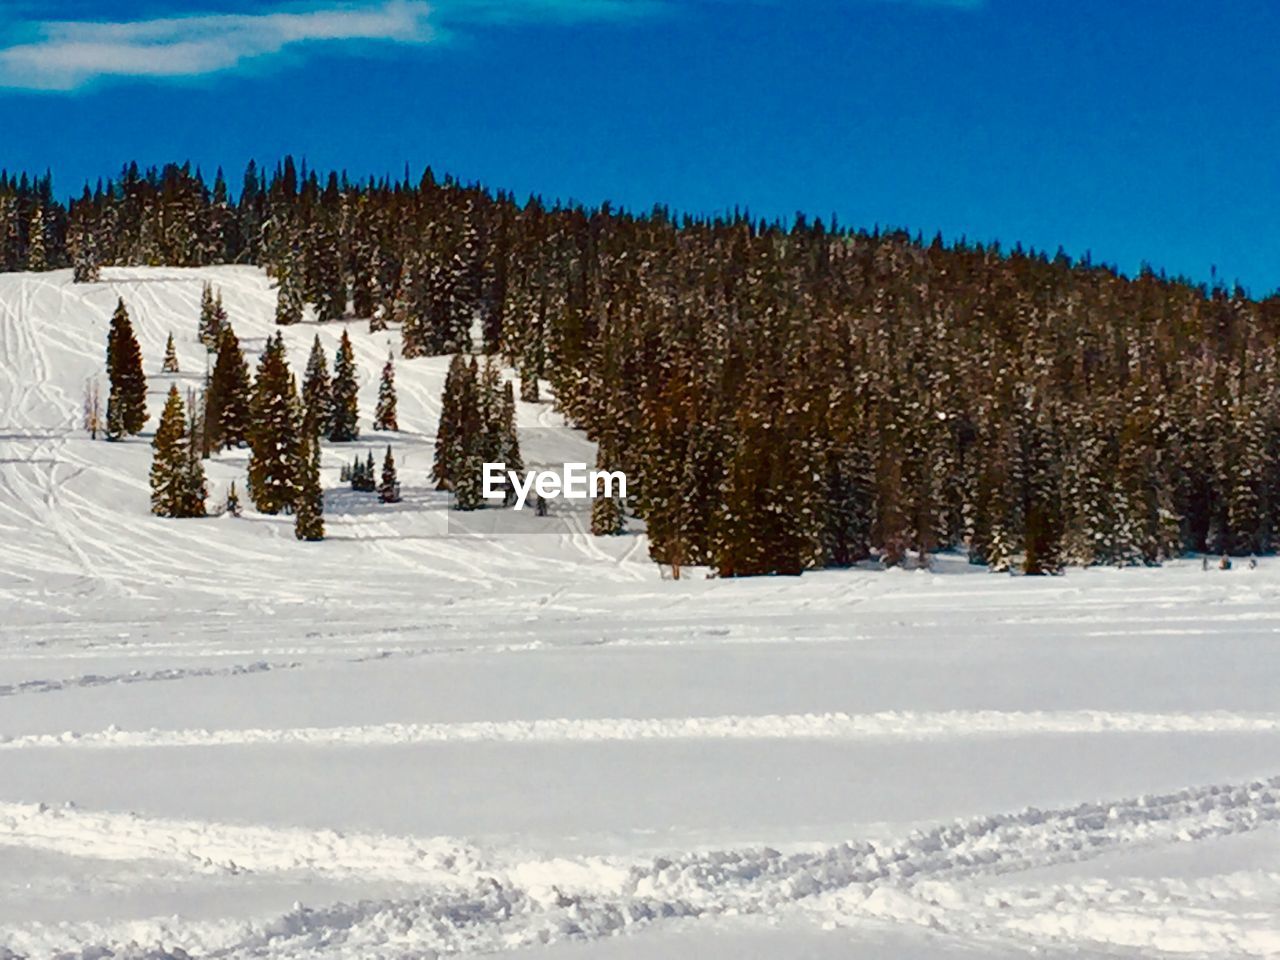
[3, 774, 1280, 958]
[0, 660, 298, 699]
[6, 709, 1280, 751]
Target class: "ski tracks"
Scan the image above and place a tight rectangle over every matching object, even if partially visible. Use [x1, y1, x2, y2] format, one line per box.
[3, 773, 1279, 958]
[7, 708, 1280, 751]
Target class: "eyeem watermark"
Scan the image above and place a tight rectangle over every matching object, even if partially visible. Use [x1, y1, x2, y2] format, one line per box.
[484, 462, 627, 510]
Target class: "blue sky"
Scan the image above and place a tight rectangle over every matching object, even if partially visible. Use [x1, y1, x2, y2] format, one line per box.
[2, 0, 1278, 293]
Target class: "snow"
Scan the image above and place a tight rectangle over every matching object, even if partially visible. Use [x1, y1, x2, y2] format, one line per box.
[2, 266, 1280, 958]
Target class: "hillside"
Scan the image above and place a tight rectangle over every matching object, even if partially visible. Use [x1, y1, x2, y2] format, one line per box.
[0, 266, 650, 637]
[2, 268, 1280, 959]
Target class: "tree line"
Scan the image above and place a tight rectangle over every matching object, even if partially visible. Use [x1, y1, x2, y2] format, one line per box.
[19, 158, 1280, 575]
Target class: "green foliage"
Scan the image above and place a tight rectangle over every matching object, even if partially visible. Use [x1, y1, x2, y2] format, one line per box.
[198, 283, 224, 351]
[329, 329, 360, 441]
[302, 335, 333, 437]
[379, 446, 401, 503]
[21, 157, 1280, 573]
[247, 333, 300, 514]
[374, 352, 398, 431]
[206, 325, 253, 450]
[105, 298, 147, 436]
[161, 332, 179, 374]
[150, 386, 206, 518]
[294, 428, 325, 541]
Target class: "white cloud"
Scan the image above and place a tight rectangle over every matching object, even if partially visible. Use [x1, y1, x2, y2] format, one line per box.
[0, 0, 434, 91]
[431, 0, 666, 26]
[0, 0, 982, 91]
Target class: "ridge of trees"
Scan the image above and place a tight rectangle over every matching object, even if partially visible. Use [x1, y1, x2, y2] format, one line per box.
[26, 158, 1280, 574]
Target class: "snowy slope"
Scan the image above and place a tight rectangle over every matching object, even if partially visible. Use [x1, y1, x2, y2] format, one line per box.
[2, 267, 1280, 959]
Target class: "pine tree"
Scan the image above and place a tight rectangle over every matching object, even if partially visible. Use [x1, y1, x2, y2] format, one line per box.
[105, 298, 148, 436]
[518, 345, 541, 403]
[274, 253, 305, 325]
[248, 333, 301, 514]
[820, 445, 873, 567]
[206, 325, 253, 450]
[379, 445, 401, 503]
[26, 205, 46, 271]
[329, 329, 360, 441]
[105, 386, 126, 441]
[294, 425, 325, 541]
[374, 351, 398, 431]
[151, 386, 201, 517]
[214, 289, 228, 340]
[590, 444, 625, 536]
[180, 396, 208, 517]
[71, 225, 101, 282]
[499, 381, 523, 474]
[161, 333, 180, 373]
[198, 283, 223, 351]
[311, 221, 346, 323]
[433, 354, 468, 489]
[591, 492, 625, 535]
[454, 454, 484, 510]
[1022, 409, 1063, 575]
[302, 334, 333, 436]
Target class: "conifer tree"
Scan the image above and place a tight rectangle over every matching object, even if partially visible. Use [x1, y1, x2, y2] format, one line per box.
[590, 446, 625, 535]
[499, 381, 523, 474]
[206, 325, 253, 450]
[71, 227, 101, 282]
[311, 225, 346, 322]
[591, 491, 625, 536]
[294, 424, 325, 540]
[374, 351, 398, 431]
[329, 329, 360, 441]
[302, 334, 333, 437]
[161, 333, 180, 373]
[105, 386, 126, 441]
[248, 333, 301, 514]
[454, 454, 484, 510]
[1022, 410, 1063, 575]
[26, 205, 46, 271]
[433, 354, 468, 489]
[379, 445, 401, 503]
[214, 289, 228, 338]
[820, 445, 874, 567]
[150, 386, 205, 517]
[198, 283, 223, 351]
[105, 298, 148, 436]
[274, 253, 305, 325]
[518, 344, 542, 403]
[181, 395, 209, 517]
[397, 256, 427, 357]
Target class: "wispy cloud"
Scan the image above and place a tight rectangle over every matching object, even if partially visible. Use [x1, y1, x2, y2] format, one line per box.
[0, 0, 981, 92]
[0, 0, 435, 91]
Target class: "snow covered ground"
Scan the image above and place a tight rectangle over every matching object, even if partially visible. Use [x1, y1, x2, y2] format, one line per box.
[2, 266, 1279, 959]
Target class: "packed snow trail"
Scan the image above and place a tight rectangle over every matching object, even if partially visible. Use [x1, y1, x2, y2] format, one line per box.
[3, 773, 1280, 957]
[6, 709, 1280, 750]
